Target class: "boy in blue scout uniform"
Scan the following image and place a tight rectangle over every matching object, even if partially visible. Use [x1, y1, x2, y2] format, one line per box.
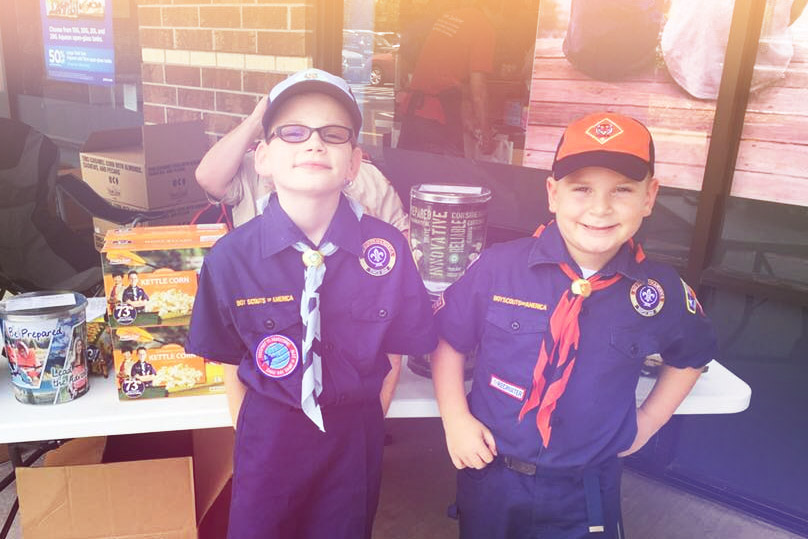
[431, 112, 718, 538]
[186, 69, 437, 539]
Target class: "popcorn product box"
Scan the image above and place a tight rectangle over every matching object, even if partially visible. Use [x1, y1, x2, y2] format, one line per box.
[112, 324, 224, 400]
[101, 225, 227, 400]
[101, 224, 227, 328]
[92, 201, 209, 252]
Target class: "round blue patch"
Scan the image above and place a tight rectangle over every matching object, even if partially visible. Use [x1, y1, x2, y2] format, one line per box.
[255, 335, 299, 378]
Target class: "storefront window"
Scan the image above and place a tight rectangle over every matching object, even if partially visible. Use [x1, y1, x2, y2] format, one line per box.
[342, 0, 539, 166]
[2, 0, 143, 165]
[672, 1, 808, 525]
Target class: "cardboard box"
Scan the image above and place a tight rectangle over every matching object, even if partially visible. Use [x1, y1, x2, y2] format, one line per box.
[79, 121, 210, 211]
[101, 224, 226, 328]
[112, 325, 225, 400]
[92, 200, 209, 251]
[100, 225, 227, 400]
[16, 431, 233, 539]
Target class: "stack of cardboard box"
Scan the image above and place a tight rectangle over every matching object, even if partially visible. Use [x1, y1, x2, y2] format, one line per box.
[101, 224, 227, 400]
[78, 120, 211, 250]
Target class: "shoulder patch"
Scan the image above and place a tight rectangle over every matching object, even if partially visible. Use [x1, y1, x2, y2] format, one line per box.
[681, 278, 704, 316]
[630, 279, 665, 317]
[360, 238, 397, 276]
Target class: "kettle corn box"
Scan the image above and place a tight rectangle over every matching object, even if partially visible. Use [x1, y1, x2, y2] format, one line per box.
[101, 224, 227, 328]
[101, 224, 228, 400]
[113, 325, 224, 400]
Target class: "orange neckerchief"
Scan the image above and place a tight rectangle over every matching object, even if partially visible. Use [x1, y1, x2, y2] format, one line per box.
[518, 223, 645, 447]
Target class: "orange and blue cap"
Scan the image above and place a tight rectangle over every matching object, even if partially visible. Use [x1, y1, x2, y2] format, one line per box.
[552, 112, 654, 181]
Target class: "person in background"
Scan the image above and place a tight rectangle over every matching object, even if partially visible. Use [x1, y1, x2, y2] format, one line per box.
[397, 0, 504, 157]
[431, 112, 718, 538]
[195, 92, 409, 235]
[187, 69, 437, 539]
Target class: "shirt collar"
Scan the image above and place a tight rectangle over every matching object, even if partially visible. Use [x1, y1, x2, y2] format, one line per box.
[526, 221, 647, 282]
[260, 194, 363, 259]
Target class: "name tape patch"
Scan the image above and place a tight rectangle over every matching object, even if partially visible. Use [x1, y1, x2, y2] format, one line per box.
[489, 374, 526, 401]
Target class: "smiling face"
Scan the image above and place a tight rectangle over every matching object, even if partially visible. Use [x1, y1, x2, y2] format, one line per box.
[254, 91, 362, 199]
[547, 167, 659, 271]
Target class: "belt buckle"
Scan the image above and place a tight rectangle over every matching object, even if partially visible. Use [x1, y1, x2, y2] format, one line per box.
[503, 455, 536, 476]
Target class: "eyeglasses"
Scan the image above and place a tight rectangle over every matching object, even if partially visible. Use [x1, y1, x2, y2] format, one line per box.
[268, 124, 355, 145]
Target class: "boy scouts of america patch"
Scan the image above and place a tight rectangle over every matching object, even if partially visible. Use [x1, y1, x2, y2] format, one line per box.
[680, 278, 704, 316]
[586, 118, 624, 145]
[360, 238, 396, 276]
[630, 279, 665, 317]
[255, 335, 299, 378]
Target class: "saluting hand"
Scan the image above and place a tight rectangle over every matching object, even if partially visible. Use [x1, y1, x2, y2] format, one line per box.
[443, 412, 498, 470]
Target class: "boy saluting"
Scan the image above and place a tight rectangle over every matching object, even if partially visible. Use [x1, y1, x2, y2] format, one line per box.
[432, 113, 717, 538]
[187, 69, 437, 539]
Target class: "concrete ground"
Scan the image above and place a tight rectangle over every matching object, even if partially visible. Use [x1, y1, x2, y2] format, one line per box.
[1, 418, 803, 538]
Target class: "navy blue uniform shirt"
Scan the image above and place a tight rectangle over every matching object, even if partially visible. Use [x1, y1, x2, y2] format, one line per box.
[436, 221, 717, 468]
[187, 194, 437, 408]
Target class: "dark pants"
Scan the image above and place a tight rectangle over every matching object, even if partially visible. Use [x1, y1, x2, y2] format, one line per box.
[229, 391, 385, 539]
[456, 456, 624, 539]
[398, 88, 464, 156]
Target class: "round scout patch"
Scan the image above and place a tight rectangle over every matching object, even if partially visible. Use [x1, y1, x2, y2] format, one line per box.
[360, 238, 396, 276]
[255, 335, 299, 378]
[630, 279, 665, 317]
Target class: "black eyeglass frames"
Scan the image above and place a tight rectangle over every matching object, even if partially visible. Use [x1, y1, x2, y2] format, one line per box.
[268, 124, 355, 145]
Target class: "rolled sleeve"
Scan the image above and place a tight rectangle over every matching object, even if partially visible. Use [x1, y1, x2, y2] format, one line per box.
[186, 261, 247, 365]
[435, 251, 491, 355]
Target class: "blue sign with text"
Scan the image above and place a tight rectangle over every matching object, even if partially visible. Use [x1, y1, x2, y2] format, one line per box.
[40, 0, 115, 86]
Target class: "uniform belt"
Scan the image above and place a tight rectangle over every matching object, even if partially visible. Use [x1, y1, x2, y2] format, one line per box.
[495, 455, 609, 534]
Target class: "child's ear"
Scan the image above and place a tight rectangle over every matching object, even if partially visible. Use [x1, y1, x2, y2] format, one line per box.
[643, 177, 660, 216]
[253, 140, 272, 177]
[347, 145, 363, 180]
[546, 176, 558, 213]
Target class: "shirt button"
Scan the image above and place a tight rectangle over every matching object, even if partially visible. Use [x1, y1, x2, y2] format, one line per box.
[629, 344, 639, 356]
[263, 319, 275, 330]
[511, 321, 520, 331]
[324, 342, 334, 353]
[378, 308, 388, 318]
[581, 306, 588, 316]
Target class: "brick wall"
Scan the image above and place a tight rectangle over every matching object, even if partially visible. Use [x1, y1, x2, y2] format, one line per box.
[137, 1, 315, 142]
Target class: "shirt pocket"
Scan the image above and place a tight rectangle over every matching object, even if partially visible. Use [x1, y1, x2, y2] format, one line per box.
[608, 326, 660, 369]
[480, 303, 549, 392]
[342, 292, 399, 368]
[233, 303, 302, 357]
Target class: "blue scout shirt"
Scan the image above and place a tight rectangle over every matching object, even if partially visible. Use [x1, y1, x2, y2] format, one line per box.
[187, 194, 437, 408]
[436, 221, 717, 468]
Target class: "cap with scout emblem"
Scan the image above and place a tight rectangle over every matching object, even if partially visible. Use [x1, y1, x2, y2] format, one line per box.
[552, 112, 655, 181]
[262, 68, 363, 137]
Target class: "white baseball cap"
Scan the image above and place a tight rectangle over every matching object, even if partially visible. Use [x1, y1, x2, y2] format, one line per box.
[262, 68, 363, 137]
